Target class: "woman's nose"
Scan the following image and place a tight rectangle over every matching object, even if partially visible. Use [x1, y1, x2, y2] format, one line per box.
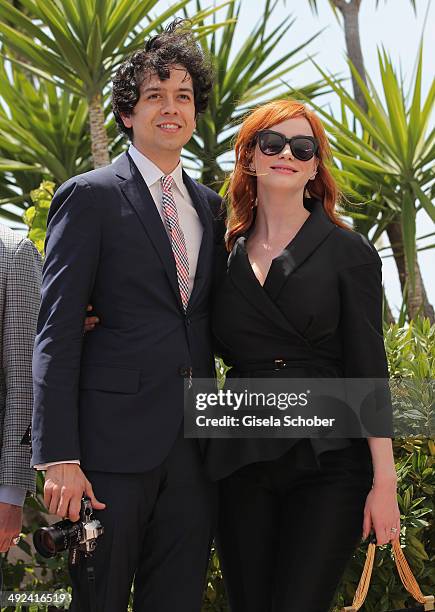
[279, 143, 294, 160]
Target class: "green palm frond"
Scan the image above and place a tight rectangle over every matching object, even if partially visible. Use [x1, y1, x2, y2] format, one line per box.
[301, 47, 434, 287]
[0, 55, 124, 222]
[182, 0, 328, 188]
[0, 0, 232, 100]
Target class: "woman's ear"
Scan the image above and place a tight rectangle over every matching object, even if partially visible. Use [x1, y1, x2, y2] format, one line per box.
[246, 152, 256, 173]
[309, 160, 319, 181]
[244, 143, 257, 173]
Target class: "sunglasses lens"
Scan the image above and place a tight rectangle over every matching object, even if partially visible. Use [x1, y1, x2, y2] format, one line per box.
[292, 138, 316, 161]
[258, 132, 285, 155]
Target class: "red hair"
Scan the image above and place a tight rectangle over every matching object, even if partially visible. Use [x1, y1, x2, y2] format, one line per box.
[225, 99, 351, 251]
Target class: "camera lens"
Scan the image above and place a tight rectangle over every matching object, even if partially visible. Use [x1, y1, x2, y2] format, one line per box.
[33, 520, 77, 558]
[36, 529, 57, 556]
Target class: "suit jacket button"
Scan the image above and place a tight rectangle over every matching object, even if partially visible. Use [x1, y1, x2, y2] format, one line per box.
[185, 317, 191, 326]
[179, 366, 189, 377]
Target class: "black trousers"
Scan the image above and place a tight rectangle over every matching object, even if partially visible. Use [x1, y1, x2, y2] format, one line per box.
[216, 439, 373, 612]
[69, 430, 217, 612]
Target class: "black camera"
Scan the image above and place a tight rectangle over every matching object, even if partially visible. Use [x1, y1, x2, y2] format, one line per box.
[33, 496, 104, 565]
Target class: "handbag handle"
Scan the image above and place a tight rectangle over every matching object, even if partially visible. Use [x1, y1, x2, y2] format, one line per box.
[342, 535, 434, 611]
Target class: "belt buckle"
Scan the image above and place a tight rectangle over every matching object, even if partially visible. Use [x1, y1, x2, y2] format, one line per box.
[274, 359, 286, 371]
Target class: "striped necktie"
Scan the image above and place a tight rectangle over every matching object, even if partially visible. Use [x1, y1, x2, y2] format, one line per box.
[161, 175, 190, 311]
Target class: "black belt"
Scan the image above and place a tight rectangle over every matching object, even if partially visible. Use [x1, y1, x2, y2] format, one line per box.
[232, 358, 338, 373]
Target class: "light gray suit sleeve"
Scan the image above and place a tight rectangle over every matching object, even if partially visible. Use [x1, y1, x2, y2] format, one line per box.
[0, 484, 27, 506]
[0, 237, 42, 494]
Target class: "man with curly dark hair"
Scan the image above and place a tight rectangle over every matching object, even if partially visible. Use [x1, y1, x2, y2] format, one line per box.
[32, 19, 222, 612]
[112, 19, 214, 139]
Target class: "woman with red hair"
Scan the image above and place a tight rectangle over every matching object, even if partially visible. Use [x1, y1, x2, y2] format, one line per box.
[204, 99, 399, 611]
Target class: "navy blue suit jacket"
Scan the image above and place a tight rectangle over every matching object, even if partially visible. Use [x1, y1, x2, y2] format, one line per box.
[31, 152, 222, 472]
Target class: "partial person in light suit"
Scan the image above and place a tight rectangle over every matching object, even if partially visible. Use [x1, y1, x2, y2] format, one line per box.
[31, 20, 222, 612]
[0, 224, 42, 552]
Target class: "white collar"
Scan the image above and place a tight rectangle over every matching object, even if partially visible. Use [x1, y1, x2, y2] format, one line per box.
[128, 144, 186, 197]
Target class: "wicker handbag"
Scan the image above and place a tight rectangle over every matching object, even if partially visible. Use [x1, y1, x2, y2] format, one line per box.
[342, 536, 434, 612]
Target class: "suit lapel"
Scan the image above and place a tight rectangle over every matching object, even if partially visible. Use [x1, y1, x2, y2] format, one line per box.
[114, 152, 183, 310]
[264, 198, 336, 300]
[182, 170, 213, 312]
[227, 198, 336, 346]
[228, 236, 313, 347]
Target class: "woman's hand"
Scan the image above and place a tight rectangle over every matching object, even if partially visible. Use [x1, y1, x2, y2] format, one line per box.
[84, 303, 99, 332]
[362, 475, 400, 545]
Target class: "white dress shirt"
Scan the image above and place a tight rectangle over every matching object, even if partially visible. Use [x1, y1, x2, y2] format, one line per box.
[129, 144, 203, 295]
[35, 146, 203, 471]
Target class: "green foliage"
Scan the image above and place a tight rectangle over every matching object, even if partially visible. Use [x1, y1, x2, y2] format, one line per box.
[333, 318, 435, 611]
[385, 317, 435, 380]
[0, 0, 231, 177]
[304, 47, 435, 288]
[332, 436, 434, 612]
[386, 317, 435, 438]
[0, 0, 203, 100]
[203, 545, 228, 611]
[0, 56, 124, 222]
[0, 53, 124, 222]
[182, 0, 328, 188]
[0, 58, 87, 182]
[22, 181, 54, 255]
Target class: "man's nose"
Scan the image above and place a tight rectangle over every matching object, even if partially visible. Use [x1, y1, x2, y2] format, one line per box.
[161, 96, 179, 114]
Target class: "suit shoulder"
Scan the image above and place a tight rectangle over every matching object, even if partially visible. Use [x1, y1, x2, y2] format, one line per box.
[0, 224, 38, 260]
[196, 182, 222, 209]
[194, 183, 226, 244]
[56, 163, 116, 195]
[50, 164, 119, 222]
[0, 223, 25, 252]
[0, 226, 41, 281]
[332, 226, 381, 268]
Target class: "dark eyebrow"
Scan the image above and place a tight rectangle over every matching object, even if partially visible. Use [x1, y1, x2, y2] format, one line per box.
[142, 86, 194, 94]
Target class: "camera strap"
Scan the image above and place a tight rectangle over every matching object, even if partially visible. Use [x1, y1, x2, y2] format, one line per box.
[85, 555, 98, 612]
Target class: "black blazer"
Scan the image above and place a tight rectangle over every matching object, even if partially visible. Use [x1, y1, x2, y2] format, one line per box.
[31, 152, 222, 472]
[204, 197, 391, 481]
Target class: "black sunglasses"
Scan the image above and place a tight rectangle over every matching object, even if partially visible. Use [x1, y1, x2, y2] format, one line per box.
[256, 130, 319, 161]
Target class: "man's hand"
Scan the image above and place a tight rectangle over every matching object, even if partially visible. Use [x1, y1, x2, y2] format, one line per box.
[84, 304, 99, 333]
[44, 464, 106, 522]
[0, 502, 23, 552]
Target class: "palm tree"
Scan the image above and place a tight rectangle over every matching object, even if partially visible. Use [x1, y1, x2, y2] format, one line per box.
[0, 56, 124, 222]
[0, 0, 228, 168]
[303, 0, 416, 112]
[182, 0, 328, 189]
[301, 0, 429, 323]
[306, 48, 434, 321]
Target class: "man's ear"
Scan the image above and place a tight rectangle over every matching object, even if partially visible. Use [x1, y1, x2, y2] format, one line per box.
[120, 113, 132, 129]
